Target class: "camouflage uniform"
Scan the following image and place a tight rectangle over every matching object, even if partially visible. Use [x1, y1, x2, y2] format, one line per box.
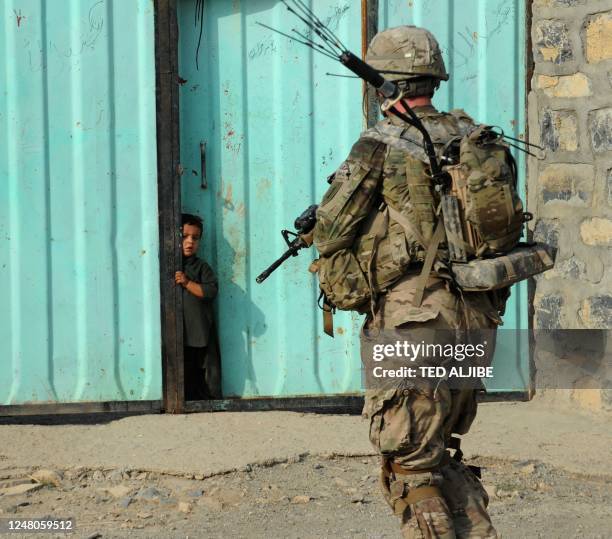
[314, 26, 505, 539]
[362, 270, 501, 539]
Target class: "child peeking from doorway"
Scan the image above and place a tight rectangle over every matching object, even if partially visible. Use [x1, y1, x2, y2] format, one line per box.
[175, 213, 221, 400]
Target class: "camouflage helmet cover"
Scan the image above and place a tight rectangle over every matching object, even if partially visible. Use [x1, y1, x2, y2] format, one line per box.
[365, 25, 449, 82]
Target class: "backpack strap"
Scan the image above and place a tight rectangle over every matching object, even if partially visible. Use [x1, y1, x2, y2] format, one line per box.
[321, 294, 335, 337]
[412, 220, 445, 308]
[387, 204, 428, 250]
[367, 205, 390, 321]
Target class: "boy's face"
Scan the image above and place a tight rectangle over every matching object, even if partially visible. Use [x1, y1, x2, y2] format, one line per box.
[182, 223, 201, 257]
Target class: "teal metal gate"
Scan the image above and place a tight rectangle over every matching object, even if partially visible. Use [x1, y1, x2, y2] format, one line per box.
[177, 0, 528, 398]
[0, 0, 161, 407]
[380, 0, 529, 393]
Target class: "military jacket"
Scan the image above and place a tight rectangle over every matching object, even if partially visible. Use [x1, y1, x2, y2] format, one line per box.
[313, 105, 478, 305]
[360, 105, 476, 256]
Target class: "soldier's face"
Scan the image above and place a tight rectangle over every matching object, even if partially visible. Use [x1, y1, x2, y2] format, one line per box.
[182, 224, 201, 257]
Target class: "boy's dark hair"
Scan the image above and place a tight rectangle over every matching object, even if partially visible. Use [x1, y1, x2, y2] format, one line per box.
[182, 213, 203, 234]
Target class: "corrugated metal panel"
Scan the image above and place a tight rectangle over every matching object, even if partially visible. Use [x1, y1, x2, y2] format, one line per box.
[177, 0, 527, 398]
[178, 0, 364, 398]
[380, 0, 528, 391]
[0, 0, 162, 405]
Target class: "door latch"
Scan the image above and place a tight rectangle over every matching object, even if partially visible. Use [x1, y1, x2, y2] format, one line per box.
[200, 141, 207, 189]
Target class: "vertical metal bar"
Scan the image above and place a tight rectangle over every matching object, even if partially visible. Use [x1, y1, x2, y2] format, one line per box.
[525, 0, 535, 398]
[361, 0, 368, 122]
[362, 0, 379, 128]
[154, 0, 184, 414]
[200, 141, 207, 189]
[447, 0, 454, 110]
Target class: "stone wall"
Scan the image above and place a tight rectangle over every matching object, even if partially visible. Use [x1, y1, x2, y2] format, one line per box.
[528, 0, 612, 411]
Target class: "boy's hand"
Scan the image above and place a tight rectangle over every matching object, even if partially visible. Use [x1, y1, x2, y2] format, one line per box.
[175, 271, 190, 287]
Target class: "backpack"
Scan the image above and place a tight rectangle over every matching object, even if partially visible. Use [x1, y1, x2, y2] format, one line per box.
[312, 112, 554, 313]
[442, 125, 526, 260]
[313, 137, 389, 312]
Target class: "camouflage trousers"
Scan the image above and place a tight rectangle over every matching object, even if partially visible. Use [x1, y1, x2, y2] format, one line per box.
[362, 273, 501, 539]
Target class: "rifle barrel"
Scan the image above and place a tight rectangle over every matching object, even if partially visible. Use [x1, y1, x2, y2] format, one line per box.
[255, 242, 301, 284]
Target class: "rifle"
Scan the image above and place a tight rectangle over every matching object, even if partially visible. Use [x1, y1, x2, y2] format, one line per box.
[255, 204, 318, 284]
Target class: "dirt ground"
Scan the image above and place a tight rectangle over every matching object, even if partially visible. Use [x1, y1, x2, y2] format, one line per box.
[0, 454, 611, 539]
[0, 401, 611, 538]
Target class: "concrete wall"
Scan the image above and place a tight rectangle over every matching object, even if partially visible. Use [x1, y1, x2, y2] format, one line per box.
[528, 0, 612, 411]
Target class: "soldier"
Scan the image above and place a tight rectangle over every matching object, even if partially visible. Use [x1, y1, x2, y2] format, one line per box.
[313, 26, 506, 538]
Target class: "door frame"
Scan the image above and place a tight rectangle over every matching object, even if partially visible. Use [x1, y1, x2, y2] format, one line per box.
[155, 0, 184, 413]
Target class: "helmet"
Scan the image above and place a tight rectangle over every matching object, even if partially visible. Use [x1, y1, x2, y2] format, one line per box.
[366, 26, 449, 96]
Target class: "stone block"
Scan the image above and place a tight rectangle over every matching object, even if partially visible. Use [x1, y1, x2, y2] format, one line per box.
[579, 295, 612, 329]
[535, 20, 573, 64]
[540, 109, 578, 151]
[548, 256, 585, 280]
[0, 483, 43, 496]
[546, 254, 604, 283]
[534, 0, 584, 6]
[537, 73, 591, 98]
[571, 388, 604, 412]
[585, 255, 605, 284]
[584, 11, 612, 63]
[589, 108, 612, 153]
[534, 219, 561, 248]
[607, 169, 612, 206]
[604, 387, 612, 411]
[534, 295, 564, 329]
[580, 218, 612, 246]
[539, 164, 594, 205]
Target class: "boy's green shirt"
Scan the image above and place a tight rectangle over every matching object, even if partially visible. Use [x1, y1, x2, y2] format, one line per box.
[183, 255, 218, 347]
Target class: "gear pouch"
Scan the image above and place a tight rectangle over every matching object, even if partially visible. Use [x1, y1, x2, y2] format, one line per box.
[317, 249, 371, 311]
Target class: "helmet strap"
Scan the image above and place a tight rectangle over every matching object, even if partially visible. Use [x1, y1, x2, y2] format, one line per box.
[397, 77, 440, 98]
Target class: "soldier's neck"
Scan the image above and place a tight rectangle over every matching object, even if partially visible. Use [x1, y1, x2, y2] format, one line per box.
[404, 96, 432, 108]
[385, 96, 436, 125]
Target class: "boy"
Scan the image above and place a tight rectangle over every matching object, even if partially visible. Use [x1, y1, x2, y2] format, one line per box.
[175, 213, 221, 400]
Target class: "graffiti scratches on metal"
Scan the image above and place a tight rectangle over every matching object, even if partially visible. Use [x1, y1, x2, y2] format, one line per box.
[178, 0, 527, 398]
[0, 0, 162, 407]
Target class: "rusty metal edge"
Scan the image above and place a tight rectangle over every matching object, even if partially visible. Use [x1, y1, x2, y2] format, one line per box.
[183, 391, 530, 415]
[0, 400, 162, 418]
[478, 391, 531, 403]
[363, 0, 379, 129]
[361, 0, 368, 125]
[185, 396, 364, 414]
[0, 391, 529, 418]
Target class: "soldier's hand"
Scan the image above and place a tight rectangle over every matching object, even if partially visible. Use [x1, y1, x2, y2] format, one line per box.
[175, 271, 189, 287]
[299, 230, 314, 247]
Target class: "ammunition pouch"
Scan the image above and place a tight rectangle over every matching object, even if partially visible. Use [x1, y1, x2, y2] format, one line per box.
[316, 205, 419, 312]
[317, 249, 370, 311]
[354, 206, 416, 292]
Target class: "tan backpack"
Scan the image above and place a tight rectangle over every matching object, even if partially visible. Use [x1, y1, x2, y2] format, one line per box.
[313, 116, 552, 314]
[441, 125, 526, 261]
